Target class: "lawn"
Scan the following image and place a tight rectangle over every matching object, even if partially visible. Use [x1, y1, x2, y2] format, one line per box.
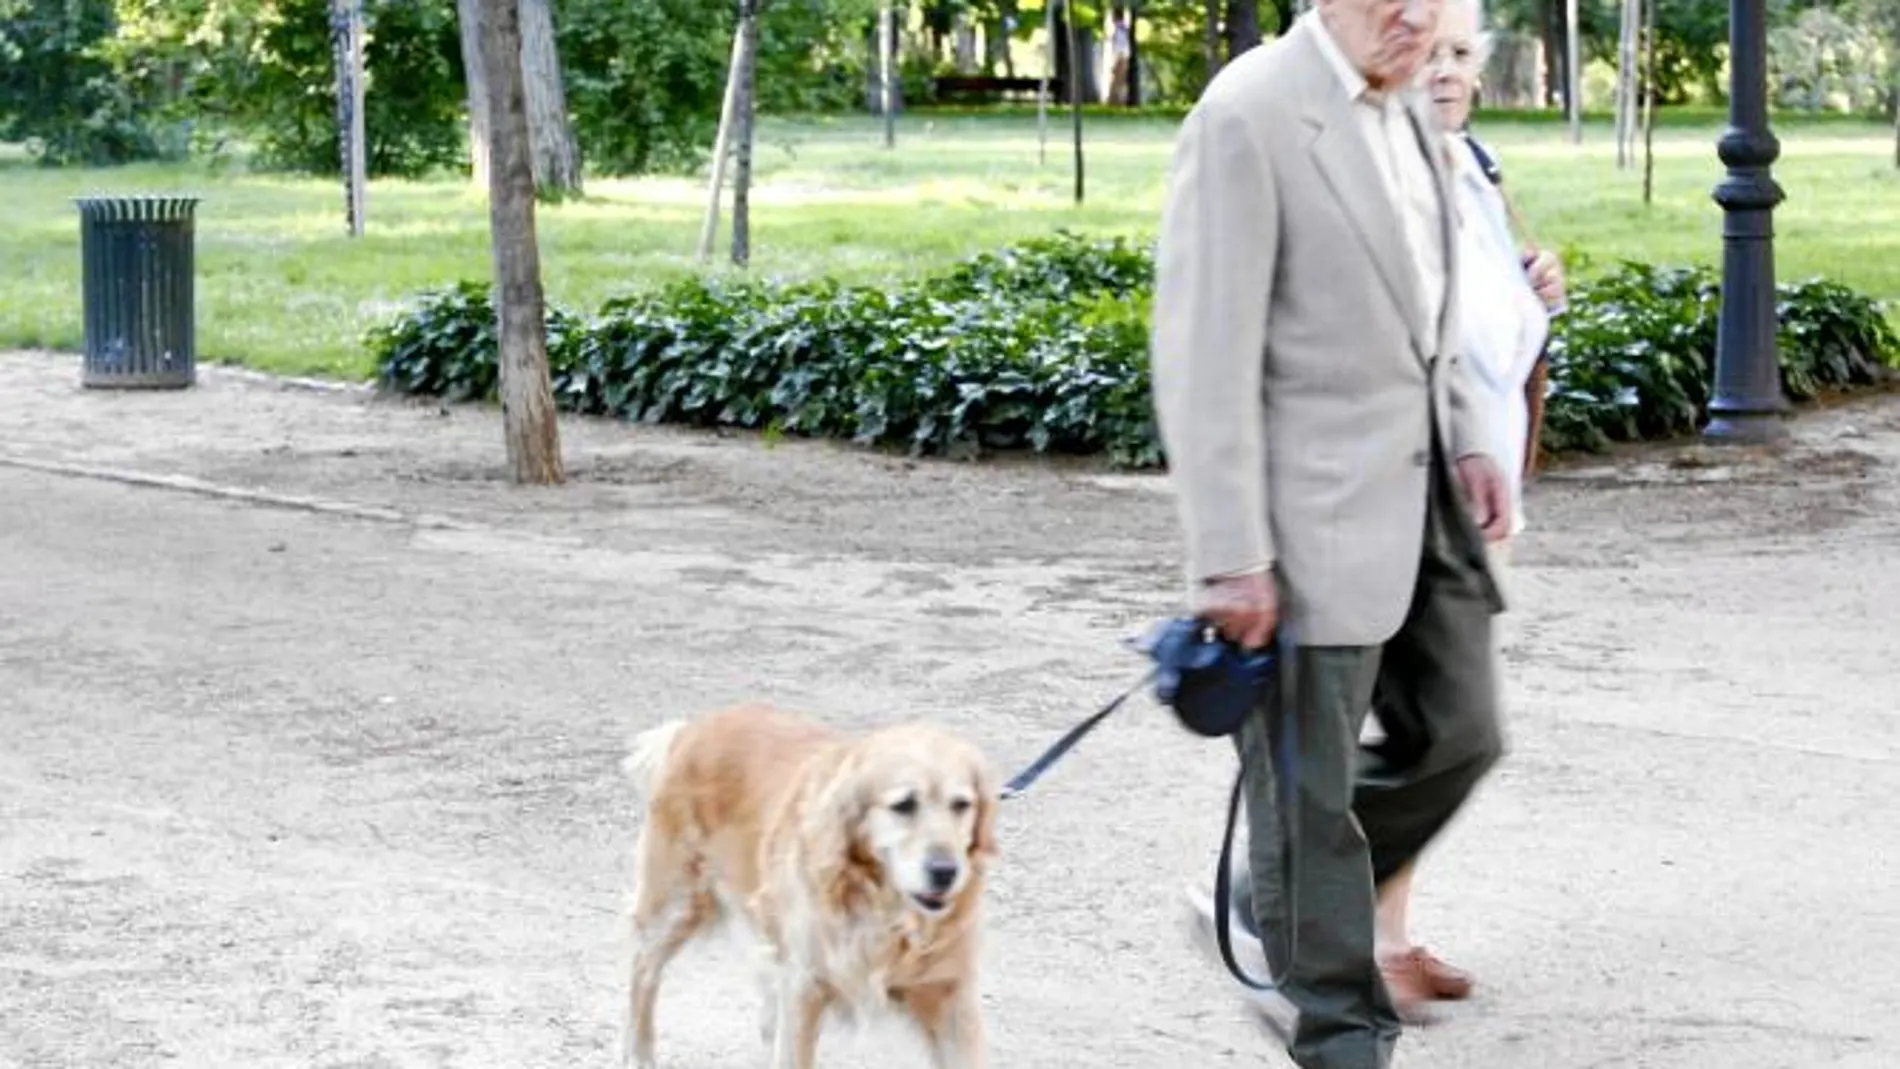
[4, 111, 1899, 381]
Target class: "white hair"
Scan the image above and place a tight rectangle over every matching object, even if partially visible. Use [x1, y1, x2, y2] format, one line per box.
[1445, 0, 1497, 68]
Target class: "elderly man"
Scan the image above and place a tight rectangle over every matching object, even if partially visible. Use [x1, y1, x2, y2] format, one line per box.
[1148, 0, 1509, 1065]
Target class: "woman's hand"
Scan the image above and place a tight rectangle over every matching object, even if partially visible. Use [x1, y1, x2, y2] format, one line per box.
[1523, 247, 1566, 313]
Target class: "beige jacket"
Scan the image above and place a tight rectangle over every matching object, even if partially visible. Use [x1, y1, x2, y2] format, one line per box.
[1149, 17, 1498, 647]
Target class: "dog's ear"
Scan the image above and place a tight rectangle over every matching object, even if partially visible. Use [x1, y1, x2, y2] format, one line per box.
[801, 745, 875, 883]
[969, 752, 1001, 861]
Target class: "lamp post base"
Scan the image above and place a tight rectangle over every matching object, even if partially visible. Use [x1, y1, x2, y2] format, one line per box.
[1702, 410, 1789, 445]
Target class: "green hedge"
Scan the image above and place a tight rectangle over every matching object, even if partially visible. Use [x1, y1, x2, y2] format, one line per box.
[368, 232, 1899, 468]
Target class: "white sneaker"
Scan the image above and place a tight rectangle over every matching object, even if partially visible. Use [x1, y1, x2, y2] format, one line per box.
[1181, 882, 1298, 1038]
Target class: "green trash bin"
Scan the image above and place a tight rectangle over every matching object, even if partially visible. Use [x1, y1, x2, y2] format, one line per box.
[75, 195, 200, 389]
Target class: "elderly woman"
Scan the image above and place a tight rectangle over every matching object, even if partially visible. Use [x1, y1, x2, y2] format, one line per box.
[1363, 0, 1568, 1018]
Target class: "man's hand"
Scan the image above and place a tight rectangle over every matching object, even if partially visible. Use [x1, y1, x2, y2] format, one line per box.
[1198, 571, 1279, 650]
[1523, 247, 1567, 313]
[1456, 454, 1512, 543]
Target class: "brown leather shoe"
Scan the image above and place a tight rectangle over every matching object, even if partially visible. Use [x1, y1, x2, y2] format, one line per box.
[1378, 953, 1436, 1024]
[1412, 947, 1474, 1000]
[1382, 946, 1474, 1003]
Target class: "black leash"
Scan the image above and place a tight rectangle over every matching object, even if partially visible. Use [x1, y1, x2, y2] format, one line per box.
[997, 629, 1300, 994]
[1210, 631, 1301, 993]
[998, 668, 1156, 800]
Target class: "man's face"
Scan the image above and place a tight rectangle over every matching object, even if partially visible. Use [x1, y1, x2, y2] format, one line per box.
[1319, 0, 1444, 90]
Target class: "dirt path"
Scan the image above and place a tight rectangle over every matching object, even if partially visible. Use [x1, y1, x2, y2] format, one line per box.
[2, 350, 1895, 1069]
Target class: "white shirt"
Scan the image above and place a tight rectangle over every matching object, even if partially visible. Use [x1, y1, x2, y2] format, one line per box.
[1447, 136, 1550, 536]
[1304, 11, 1445, 340]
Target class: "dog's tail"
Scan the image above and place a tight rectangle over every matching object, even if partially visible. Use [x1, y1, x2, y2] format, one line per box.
[621, 719, 688, 798]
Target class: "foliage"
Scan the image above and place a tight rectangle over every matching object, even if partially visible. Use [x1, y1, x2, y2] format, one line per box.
[1769, 6, 1891, 113]
[370, 231, 1162, 464]
[558, 0, 879, 176]
[555, 0, 726, 175]
[202, 0, 467, 177]
[0, 0, 179, 165]
[1542, 261, 1899, 451]
[370, 233, 1900, 469]
[11, 0, 1900, 179]
[1485, 0, 1733, 105]
[0, 0, 469, 176]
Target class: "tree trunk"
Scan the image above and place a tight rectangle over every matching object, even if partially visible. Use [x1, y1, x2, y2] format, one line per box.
[732, 0, 759, 267]
[1614, 0, 1638, 168]
[1127, 3, 1141, 105]
[1068, 0, 1085, 203]
[478, 0, 565, 485]
[1203, 0, 1221, 83]
[954, 10, 978, 72]
[1224, 0, 1261, 61]
[329, 0, 368, 235]
[1055, 23, 1100, 103]
[865, 9, 905, 117]
[1564, 0, 1581, 143]
[1540, 0, 1560, 108]
[518, 0, 582, 198]
[698, 15, 750, 260]
[1641, 0, 1658, 201]
[1003, 0, 1021, 76]
[456, 0, 490, 186]
[985, 10, 1011, 76]
[1054, 2, 1074, 102]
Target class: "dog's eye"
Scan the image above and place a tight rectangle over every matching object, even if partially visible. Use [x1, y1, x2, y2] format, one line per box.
[890, 795, 919, 816]
[949, 798, 973, 815]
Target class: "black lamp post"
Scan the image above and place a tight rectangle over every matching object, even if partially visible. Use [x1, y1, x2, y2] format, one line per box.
[1704, 0, 1789, 442]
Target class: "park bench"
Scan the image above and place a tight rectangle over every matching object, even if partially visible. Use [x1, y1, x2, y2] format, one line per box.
[932, 75, 1048, 104]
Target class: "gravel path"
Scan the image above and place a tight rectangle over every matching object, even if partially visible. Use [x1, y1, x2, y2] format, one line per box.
[2, 350, 1895, 1069]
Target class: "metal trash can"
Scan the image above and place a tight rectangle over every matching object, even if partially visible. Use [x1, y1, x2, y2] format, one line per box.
[74, 195, 200, 389]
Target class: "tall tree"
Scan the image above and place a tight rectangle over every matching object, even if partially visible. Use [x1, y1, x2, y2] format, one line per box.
[984, 0, 1018, 75]
[1224, 0, 1260, 59]
[477, 0, 565, 485]
[518, 0, 582, 197]
[455, 0, 490, 186]
[1204, 0, 1221, 82]
[732, 0, 760, 266]
[460, 0, 581, 199]
[1614, 0, 1638, 166]
[329, 0, 368, 236]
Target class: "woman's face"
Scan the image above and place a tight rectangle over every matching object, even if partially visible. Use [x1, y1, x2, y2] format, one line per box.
[1423, 2, 1482, 132]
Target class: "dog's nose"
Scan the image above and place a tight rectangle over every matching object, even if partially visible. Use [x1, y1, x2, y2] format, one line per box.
[924, 857, 959, 892]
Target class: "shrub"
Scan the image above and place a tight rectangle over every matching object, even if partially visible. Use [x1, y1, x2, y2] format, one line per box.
[369, 234, 1900, 469]
[1543, 261, 1899, 451]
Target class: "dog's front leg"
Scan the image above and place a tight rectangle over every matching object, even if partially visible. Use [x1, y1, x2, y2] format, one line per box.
[768, 976, 829, 1069]
[906, 982, 986, 1069]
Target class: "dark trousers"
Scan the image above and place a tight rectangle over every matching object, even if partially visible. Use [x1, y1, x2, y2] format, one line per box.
[1230, 461, 1505, 1069]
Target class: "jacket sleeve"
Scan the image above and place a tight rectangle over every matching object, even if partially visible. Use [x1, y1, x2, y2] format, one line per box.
[1149, 99, 1277, 582]
[1446, 342, 1498, 463]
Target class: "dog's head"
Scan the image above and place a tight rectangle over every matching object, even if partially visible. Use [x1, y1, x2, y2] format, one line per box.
[809, 722, 998, 917]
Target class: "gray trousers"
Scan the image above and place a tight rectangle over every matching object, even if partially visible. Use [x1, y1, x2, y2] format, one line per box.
[1231, 460, 1505, 1069]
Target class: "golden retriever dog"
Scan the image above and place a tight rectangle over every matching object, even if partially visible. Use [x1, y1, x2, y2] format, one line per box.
[620, 703, 998, 1069]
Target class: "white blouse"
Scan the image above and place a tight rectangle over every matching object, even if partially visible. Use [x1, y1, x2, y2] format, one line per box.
[1449, 136, 1550, 538]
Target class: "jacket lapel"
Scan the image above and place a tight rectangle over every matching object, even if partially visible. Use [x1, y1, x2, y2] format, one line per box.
[1304, 93, 1431, 363]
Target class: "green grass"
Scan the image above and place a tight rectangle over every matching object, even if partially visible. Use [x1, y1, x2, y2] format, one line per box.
[4, 110, 1899, 380]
